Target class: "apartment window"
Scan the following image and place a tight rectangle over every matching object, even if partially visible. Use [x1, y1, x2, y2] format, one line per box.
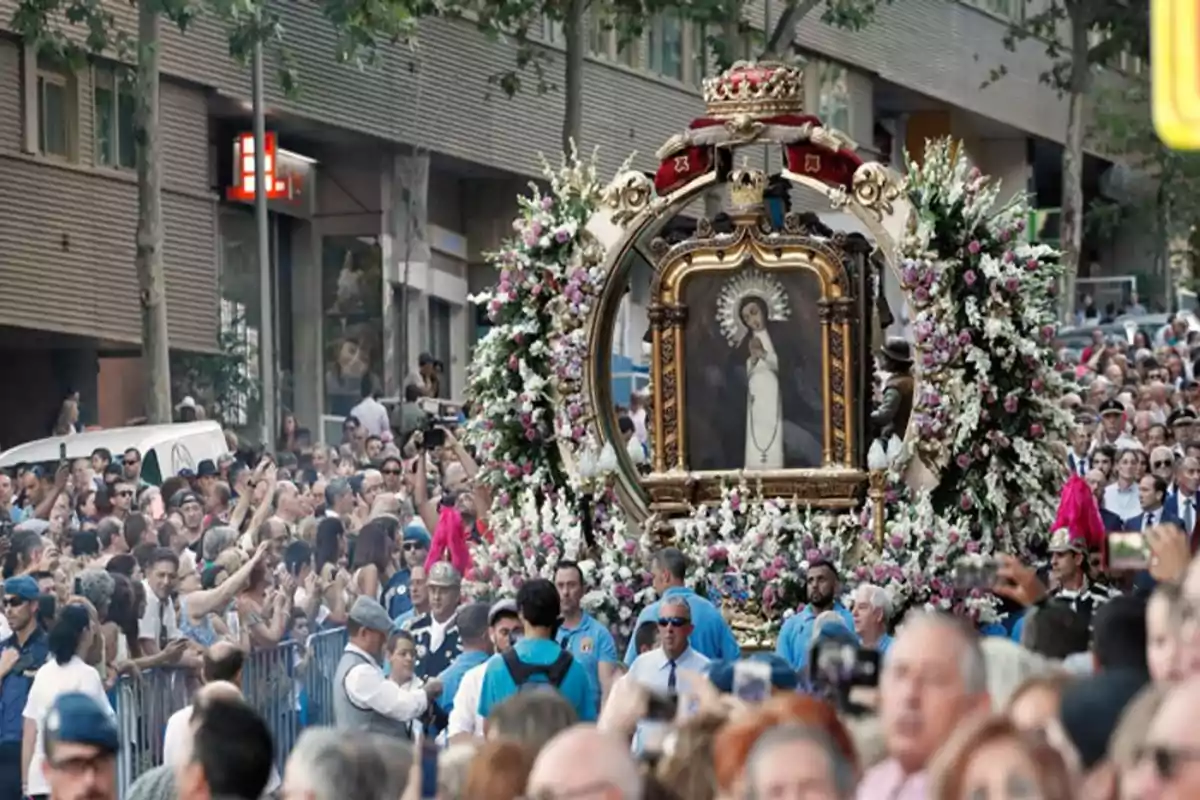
[816, 60, 851, 133]
[964, 0, 1023, 21]
[649, 13, 683, 81]
[588, 8, 610, 58]
[690, 24, 710, 86]
[428, 297, 452, 398]
[36, 60, 72, 158]
[542, 14, 563, 45]
[617, 34, 640, 68]
[94, 65, 136, 169]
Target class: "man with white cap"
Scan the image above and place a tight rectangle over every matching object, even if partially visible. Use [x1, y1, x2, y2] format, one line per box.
[333, 596, 442, 739]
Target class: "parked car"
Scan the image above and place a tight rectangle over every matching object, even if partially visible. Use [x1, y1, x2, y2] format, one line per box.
[0, 421, 229, 485]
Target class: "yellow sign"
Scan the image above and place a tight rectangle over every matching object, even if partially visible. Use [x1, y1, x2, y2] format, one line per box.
[1154, 0, 1200, 148]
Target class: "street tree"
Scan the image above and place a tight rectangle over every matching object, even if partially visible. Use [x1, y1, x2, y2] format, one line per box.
[9, 0, 416, 423]
[987, 0, 1147, 320]
[435, 0, 898, 154]
[1089, 75, 1200, 307]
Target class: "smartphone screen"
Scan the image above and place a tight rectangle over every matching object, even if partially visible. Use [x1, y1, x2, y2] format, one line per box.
[1107, 531, 1150, 571]
[420, 741, 439, 799]
[59, 442, 68, 465]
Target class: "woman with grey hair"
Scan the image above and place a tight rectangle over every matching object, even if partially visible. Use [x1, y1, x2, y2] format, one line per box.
[201, 525, 238, 566]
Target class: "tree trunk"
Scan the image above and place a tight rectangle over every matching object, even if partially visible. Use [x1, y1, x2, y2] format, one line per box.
[561, 0, 585, 155]
[135, 2, 171, 423]
[762, 0, 819, 58]
[1060, 10, 1091, 323]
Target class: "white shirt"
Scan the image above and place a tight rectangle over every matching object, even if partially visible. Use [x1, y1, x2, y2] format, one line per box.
[447, 661, 487, 739]
[163, 704, 281, 796]
[343, 643, 429, 722]
[626, 646, 709, 753]
[138, 582, 181, 645]
[23, 656, 114, 796]
[1103, 482, 1142, 522]
[349, 397, 391, 438]
[427, 613, 452, 654]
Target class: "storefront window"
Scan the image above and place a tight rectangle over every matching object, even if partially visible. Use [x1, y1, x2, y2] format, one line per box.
[322, 236, 384, 417]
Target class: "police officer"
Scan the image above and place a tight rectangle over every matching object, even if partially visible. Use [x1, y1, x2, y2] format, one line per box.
[409, 563, 462, 680]
[40, 692, 120, 800]
[0, 575, 48, 800]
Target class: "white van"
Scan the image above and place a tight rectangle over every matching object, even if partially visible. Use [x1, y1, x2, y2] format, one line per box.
[0, 421, 230, 485]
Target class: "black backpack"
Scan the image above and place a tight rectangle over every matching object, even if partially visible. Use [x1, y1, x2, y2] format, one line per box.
[502, 647, 574, 690]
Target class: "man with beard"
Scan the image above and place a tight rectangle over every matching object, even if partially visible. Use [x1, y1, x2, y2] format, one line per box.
[408, 563, 462, 680]
[776, 561, 855, 673]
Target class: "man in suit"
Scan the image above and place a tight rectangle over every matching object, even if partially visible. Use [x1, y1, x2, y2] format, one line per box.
[1085, 469, 1125, 532]
[1124, 474, 1183, 532]
[1164, 456, 1200, 541]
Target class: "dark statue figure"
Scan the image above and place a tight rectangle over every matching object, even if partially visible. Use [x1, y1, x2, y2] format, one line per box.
[871, 338, 914, 441]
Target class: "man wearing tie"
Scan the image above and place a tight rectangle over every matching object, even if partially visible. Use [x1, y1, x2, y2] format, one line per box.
[1124, 474, 1183, 533]
[623, 597, 709, 753]
[1164, 456, 1200, 540]
[1067, 422, 1092, 477]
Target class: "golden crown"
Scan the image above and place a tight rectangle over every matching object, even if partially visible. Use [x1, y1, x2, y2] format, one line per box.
[702, 61, 805, 120]
[728, 166, 767, 209]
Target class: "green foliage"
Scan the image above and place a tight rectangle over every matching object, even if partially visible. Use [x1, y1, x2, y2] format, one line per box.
[171, 315, 262, 428]
[9, 0, 420, 97]
[983, 0, 1147, 91]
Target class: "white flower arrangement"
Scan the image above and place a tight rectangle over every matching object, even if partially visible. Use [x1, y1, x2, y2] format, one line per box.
[463, 139, 1069, 638]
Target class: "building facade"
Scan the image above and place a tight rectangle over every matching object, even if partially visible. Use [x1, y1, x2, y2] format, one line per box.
[0, 1, 1142, 447]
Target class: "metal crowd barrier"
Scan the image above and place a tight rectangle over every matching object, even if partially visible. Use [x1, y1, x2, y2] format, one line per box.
[113, 626, 350, 797]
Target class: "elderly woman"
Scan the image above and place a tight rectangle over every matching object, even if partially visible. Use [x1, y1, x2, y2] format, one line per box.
[928, 714, 1073, 800]
[178, 540, 271, 648]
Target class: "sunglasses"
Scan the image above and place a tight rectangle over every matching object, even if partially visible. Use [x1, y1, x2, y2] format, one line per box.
[123, 460, 138, 466]
[381, 469, 402, 476]
[657, 616, 690, 628]
[402, 543, 422, 551]
[1154, 461, 1175, 469]
[4, 596, 30, 607]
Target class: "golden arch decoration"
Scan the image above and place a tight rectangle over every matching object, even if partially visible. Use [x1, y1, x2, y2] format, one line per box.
[573, 62, 915, 522]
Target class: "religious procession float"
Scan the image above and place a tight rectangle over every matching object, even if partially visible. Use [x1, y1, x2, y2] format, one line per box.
[461, 60, 1073, 645]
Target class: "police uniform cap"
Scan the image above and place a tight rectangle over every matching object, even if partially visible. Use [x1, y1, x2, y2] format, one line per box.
[45, 692, 119, 754]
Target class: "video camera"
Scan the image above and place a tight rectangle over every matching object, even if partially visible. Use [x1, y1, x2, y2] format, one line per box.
[807, 638, 880, 716]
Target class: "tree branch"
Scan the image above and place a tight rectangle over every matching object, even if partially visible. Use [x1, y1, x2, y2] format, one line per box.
[762, 0, 819, 57]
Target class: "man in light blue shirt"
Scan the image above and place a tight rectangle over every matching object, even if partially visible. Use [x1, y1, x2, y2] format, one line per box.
[554, 560, 618, 709]
[776, 561, 855, 672]
[478, 578, 595, 723]
[623, 547, 740, 665]
[850, 583, 894, 658]
[437, 602, 492, 713]
[626, 597, 710, 752]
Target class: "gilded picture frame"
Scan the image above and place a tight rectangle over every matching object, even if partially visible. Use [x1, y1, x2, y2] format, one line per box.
[642, 211, 867, 514]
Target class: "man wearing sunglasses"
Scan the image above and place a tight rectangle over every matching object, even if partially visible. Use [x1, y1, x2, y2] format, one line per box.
[0, 576, 49, 800]
[385, 527, 430, 621]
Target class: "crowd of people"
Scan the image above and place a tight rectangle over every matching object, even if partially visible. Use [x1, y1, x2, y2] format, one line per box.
[7, 316, 1200, 800]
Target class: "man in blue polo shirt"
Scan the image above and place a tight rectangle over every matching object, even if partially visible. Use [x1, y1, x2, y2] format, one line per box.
[554, 560, 618, 709]
[776, 560, 855, 672]
[437, 602, 492, 714]
[477, 578, 594, 724]
[623, 547, 740, 665]
[0, 575, 49, 800]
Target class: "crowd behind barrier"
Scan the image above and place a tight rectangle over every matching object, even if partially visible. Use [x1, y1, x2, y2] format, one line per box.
[112, 627, 350, 797]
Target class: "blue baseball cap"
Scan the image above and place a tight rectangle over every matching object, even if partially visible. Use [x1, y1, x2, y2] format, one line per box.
[3, 576, 40, 602]
[403, 525, 431, 548]
[44, 692, 119, 754]
[708, 653, 799, 694]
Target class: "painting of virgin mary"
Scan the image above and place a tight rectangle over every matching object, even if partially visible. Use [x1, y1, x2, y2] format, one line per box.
[682, 267, 824, 471]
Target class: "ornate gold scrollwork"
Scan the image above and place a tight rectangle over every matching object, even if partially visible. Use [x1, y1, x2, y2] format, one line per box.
[602, 171, 656, 227]
[852, 162, 906, 221]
